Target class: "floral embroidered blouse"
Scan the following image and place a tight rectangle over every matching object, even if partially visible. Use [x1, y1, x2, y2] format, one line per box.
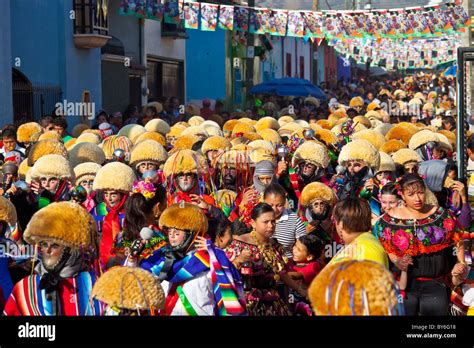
[372, 207, 460, 258]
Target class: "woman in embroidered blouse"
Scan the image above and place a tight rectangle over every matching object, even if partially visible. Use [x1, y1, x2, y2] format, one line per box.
[373, 173, 468, 315]
[225, 202, 306, 316]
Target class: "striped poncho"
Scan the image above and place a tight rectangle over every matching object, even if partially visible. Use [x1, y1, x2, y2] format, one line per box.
[140, 242, 247, 316]
[3, 271, 103, 316]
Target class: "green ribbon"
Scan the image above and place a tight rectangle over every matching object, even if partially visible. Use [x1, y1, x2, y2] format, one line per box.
[38, 197, 51, 210]
[176, 285, 198, 316]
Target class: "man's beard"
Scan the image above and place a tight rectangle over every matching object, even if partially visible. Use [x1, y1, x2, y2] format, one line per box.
[178, 179, 196, 193]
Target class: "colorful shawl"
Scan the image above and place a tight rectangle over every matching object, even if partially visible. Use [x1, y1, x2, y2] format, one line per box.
[3, 272, 103, 316]
[140, 244, 247, 316]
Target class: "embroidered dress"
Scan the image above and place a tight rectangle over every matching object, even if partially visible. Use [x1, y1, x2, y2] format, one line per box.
[372, 207, 460, 258]
[112, 225, 168, 259]
[225, 239, 291, 316]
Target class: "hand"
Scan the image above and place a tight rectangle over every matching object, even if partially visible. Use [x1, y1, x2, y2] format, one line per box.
[277, 160, 288, 176]
[189, 194, 210, 210]
[6, 185, 18, 196]
[451, 181, 467, 204]
[298, 287, 308, 299]
[237, 249, 252, 264]
[241, 188, 254, 207]
[451, 263, 469, 279]
[30, 181, 43, 195]
[195, 236, 208, 251]
[363, 179, 376, 192]
[391, 254, 413, 272]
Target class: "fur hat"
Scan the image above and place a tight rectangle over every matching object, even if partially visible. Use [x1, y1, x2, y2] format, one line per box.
[143, 101, 163, 114]
[82, 129, 104, 142]
[376, 152, 396, 174]
[0, 196, 17, 226]
[163, 149, 208, 177]
[422, 102, 434, 112]
[93, 162, 136, 192]
[278, 115, 295, 127]
[438, 130, 456, 149]
[130, 140, 168, 168]
[202, 124, 223, 137]
[294, 119, 311, 128]
[316, 119, 332, 130]
[250, 147, 275, 165]
[223, 119, 240, 133]
[217, 149, 251, 168]
[408, 129, 439, 150]
[181, 125, 209, 139]
[159, 203, 208, 235]
[238, 118, 257, 127]
[68, 142, 106, 168]
[118, 124, 146, 142]
[308, 260, 402, 316]
[188, 116, 205, 126]
[338, 140, 380, 169]
[248, 140, 274, 152]
[352, 129, 386, 150]
[349, 96, 364, 108]
[71, 123, 90, 138]
[76, 132, 101, 145]
[385, 123, 418, 145]
[366, 102, 381, 112]
[258, 129, 281, 146]
[292, 141, 330, 169]
[353, 116, 372, 129]
[393, 89, 406, 99]
[170, 135, 201, 153]
[31, 154, 74, 181]
[414, 92, 425, 101]
[92, 266, 165, 312]
[74, 162, 102, 184]
[17, 122, 42, 143]
[134, 131, 167, 147]
[436, 133, 453, 152]
[314, 129, 337, 146]
[278, 122, 304, 137]
[373, 123, 393, 136]
[102, 135, 133, 162]
[232, 122, 255, 138]
[201, 136, 231, 154]
[167, 124, 187, 139]
[242, 132, 262, 142]
[428, 91, 437, 100]
[201, 120, 221, 129]
[304, 96, 320, 108]
[391, 148, 421, 166]
[380, 139, 406, 155]
[207, 114, 224, 127]
[300, 182, 336, 207]
[144, 119, 170, 135]
[24, 201, 98, 253]
[39, 131, 62, 142]
[230, 137, 250, 148]
[18, 159, 30, 181]
[255, 117, 280, 132]
[365, 110, 382, 121]
[64, 138, 77, 150]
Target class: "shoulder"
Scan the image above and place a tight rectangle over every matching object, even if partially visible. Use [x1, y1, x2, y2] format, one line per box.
[234, 233, 255, 245]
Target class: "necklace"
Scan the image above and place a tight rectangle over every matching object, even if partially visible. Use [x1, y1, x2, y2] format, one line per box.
[250, 230, 285, 281]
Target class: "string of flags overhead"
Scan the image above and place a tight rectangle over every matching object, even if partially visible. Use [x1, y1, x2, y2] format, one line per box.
[328, 35, 460, 70]
[119, 0, 471, 40]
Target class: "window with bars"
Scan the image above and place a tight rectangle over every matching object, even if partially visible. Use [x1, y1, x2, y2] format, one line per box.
[73, 0, 109, 35]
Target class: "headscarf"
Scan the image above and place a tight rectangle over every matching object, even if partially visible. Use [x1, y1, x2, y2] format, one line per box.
[253, 160, 276, 193]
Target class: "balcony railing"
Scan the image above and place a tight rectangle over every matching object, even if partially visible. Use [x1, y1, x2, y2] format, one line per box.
[73, 0, 111, 48]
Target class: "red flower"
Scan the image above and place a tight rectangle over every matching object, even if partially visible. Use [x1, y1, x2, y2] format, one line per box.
[443, 219, 455, 232]
[392, 229, 410, 252]
[382, 227, 392, 241]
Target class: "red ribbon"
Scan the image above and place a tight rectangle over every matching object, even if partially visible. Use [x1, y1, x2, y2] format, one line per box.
[99, 195, 127, 269]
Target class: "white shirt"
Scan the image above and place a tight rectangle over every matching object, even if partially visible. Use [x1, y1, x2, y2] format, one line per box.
[161, 271, 216, 316]
[0, 144, 25, 156]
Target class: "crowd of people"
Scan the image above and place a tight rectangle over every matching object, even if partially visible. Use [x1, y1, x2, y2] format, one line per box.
[0, 71, 473, 316]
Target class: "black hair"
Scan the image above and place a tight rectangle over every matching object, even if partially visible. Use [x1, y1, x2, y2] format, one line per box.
[231, 219, 250, 236]
[263, 183, 287, 199]
[251, 202, 274, 221]
[298, 234, 324, 259]
[39, 115, 53, 128]
[442, 116, 456, 129]
[207, 218, 231, 243]
[380, 182, 400, 198]
[52, 116, 68, 129]
[399, 173, 426, 193]
[122, 186, 167, 240]
[145, 106, 158, 115]
[2, 129, 17, 140]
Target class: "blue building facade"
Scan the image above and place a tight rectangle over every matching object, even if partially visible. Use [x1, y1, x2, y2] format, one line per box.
[1, 0, 104, 129]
